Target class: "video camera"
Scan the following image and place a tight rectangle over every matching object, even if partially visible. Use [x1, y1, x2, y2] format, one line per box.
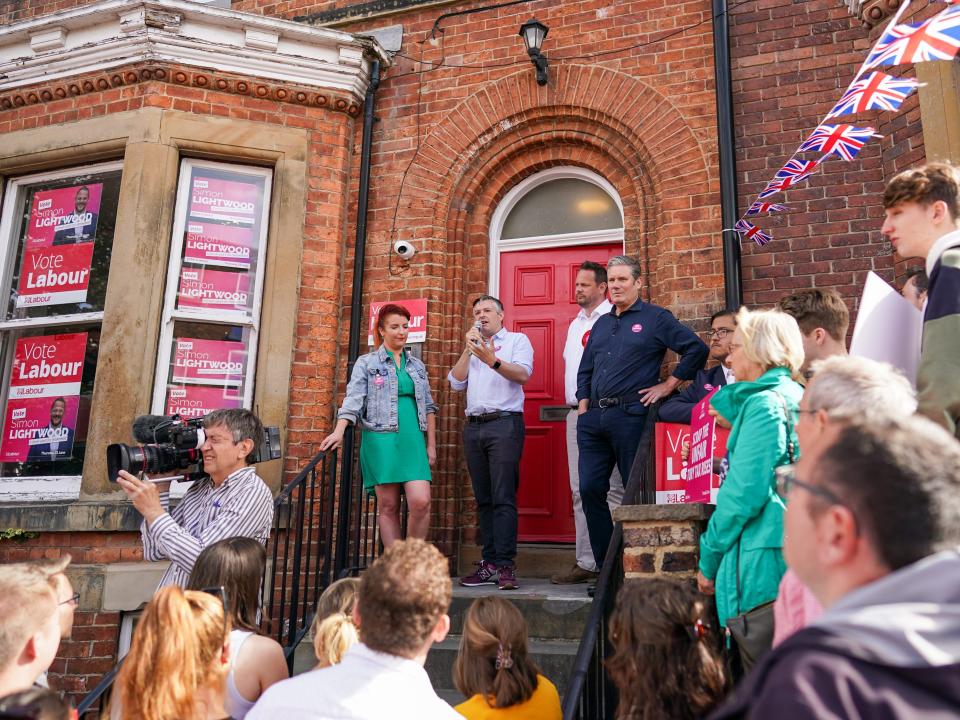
[106, 413, 281, 482]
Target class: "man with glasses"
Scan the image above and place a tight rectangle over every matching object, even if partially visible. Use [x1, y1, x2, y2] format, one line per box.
[117, 408, 274, 589]
[659, 308, 738, 424]
[710, 415, 960, 719]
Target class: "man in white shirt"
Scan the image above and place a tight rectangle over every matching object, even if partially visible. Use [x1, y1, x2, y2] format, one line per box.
[248, 539, 459, 720]
[552, 261, 622, 585]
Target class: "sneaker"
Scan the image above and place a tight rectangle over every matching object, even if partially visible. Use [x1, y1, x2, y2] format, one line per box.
[460, 561, 499, 587]
[550, 564, 599, 585]
[498, 565, 519, 590]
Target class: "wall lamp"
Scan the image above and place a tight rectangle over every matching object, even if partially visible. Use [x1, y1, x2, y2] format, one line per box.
[518, 18, 549, 86]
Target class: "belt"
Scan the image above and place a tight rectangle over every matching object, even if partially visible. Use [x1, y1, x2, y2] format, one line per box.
[589, 396, 639, 409]
[467, 411, 522, 424]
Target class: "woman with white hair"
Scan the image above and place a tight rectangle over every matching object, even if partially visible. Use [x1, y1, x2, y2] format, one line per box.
[696, 307, 805, 671]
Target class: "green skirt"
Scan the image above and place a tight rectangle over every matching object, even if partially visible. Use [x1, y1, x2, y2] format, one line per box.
[360, 378, 431, 491]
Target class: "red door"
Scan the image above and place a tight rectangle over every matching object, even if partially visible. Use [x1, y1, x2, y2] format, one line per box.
[500, 243, 622, 541]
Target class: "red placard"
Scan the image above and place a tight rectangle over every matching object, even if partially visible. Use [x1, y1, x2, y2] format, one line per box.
[189, 175, 259, 225]
[165, 385, 243, 419]
[685, 389, 720, 504]
[27, 184, 103, 248]
[177, 268, 251, 312]
[655, 421, 730, 504]
[8, 333, 87, 399]
[171, 338, 247, 386]
[0, 396, 80, 463]
[184, 221, 255, 269]
[366, 298, 428, 345]
[16, 244, 95, 308]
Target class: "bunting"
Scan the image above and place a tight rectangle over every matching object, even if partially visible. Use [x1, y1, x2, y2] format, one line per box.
[734, 220, 773, 247]
[799, 124, 879, 161]
[826, 72, 920, 117]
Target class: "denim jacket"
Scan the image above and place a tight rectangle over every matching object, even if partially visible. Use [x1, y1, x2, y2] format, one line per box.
[336, 347, 439, 433]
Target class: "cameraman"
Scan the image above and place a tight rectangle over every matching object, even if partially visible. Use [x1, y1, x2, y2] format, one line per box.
[117, 408, 275, 589]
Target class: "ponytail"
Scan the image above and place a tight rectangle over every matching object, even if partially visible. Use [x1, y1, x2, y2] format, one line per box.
[312, 612, 359, 668]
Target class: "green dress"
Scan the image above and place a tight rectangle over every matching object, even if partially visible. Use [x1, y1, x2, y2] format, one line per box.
[360, 352, 432, 492]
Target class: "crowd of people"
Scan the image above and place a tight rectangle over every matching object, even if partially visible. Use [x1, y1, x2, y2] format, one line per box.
[0, 160, 958, 719]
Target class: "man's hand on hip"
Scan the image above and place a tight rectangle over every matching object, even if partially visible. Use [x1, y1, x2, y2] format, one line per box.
[117, 470, 167, 525]
[637, 377, 680, 406]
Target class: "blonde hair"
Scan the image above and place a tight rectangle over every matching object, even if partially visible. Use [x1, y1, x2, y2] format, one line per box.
[453, 597, 539, 709]
[735, 307, 804, 379]
[315, 577, 360, 622]
[112, 587, 229, 720]
[0, 556, 70, 671]
[313, 612, 359, 668]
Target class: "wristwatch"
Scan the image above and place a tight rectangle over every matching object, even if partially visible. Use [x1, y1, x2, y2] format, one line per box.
[492, 359, 502, 370]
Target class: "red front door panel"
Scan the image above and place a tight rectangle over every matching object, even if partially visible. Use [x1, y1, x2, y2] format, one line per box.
[499, 243, 622, 542]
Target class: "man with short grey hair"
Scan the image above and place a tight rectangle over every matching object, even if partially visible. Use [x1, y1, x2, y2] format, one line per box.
[576, 254, 707, 568]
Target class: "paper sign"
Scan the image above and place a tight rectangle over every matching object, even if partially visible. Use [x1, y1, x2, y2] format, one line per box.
[27, 184, 103, 248]
[850, 271, 922, 386]
[655, 421, 730, 504]
[16, 244, 95, 308]
[189, 175, 259, 225]
[177, 268, 252, 312]
[183, 221, 255, 269]
[8, 333, 87, 400]
[172, 338, 247, 386]
[165, 385, 243, 419]
[685, 389, 720, 504]
[366, 299, 428, 346]
[0, 396, 80, 463]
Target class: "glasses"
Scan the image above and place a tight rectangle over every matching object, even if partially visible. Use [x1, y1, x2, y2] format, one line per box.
[706, 328, 734, 339]
[775, 465, 860, 534]
[59, 592, 80, 607]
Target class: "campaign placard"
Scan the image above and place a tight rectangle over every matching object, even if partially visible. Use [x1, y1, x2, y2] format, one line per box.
[655, 421, 730, 504]
[8, 332, 87, 400]
[165, 385, 243, 420]
[183, 221, 255, 270]
[27, 183, 103, 248]
[685, 389, 720, 504]
[177, 268, 252, 312]
[171, 338, 247, 387]
[0, 396, 80, 463]
[366, 298, 428, 345]
[16, 244, 95, 308]
[188, 175, 259, 225]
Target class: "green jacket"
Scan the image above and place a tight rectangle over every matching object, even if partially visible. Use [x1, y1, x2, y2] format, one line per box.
[698, 366, 803, 627]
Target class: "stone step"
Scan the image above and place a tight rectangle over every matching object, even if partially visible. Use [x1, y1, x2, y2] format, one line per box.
[457, 542, 579, 579]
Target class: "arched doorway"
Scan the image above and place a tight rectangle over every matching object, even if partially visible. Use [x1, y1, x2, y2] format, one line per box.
[490, 167, 624, 541]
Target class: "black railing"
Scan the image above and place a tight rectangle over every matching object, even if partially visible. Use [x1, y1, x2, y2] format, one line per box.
[562, 403, 661, 720]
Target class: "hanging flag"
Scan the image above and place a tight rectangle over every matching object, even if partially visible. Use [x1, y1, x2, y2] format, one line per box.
[864, 23, 915, 68]
[746, 201, 791, 216]
[734, 219, 773, 247]
[826, 72, 920, 117]
[866, 5, 960, 67]
[799, 124, 878, 161]
[757, 158, 820, 198]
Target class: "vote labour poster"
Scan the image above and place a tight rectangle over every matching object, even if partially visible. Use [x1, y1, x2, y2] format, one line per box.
[366, 298, 428, 346]
[26, 184, 103, 248]
[171, 338, 247, 387]
[177, 268, 251, 313]
[189, 174, 259, 225]
[1, 333, 86, 463]
[165, 385, 242, 420]
[183, 221, 254, 270]
[16, 243, 95, 308]
[654, 420, 730, 504]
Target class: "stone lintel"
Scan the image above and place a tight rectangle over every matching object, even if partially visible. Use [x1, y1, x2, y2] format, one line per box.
[613, 502, 714, 523]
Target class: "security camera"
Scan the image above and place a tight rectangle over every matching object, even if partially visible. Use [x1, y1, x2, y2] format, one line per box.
[394, 240, 416, 260]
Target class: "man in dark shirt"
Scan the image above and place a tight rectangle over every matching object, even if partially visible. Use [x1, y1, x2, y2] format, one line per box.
[659, 308, 737, 424]
[576, 255, 707, 567]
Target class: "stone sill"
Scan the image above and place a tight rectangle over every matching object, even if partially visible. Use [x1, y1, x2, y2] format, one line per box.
[0, 501, 142, 532]
[613, 503, 714, 523]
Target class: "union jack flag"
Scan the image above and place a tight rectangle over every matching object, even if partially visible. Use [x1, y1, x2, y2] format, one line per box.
[756, 158, 819, 198]
[826, 72, 920, 118]
[865, 22, 916, 68]
[799, 124, 878, 161]
[734, 219, 773, 247]
[866, 5, 960, 68]
[746, 201, 791, 216]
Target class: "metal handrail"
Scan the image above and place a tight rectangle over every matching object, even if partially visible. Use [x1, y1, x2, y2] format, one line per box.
[561, 402, 662, 720]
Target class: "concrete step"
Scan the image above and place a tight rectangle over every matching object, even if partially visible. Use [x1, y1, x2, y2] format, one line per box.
[458, 543, 579, 579]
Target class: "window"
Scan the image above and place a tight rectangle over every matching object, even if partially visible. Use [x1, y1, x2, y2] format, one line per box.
[151, 159, 272, 421]
[0, 162, 122, 492]
[501, 177, 623, 239]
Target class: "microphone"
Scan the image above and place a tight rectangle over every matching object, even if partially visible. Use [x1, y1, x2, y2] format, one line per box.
[132, 415, 177, 443]
[472, 320, 483, 345]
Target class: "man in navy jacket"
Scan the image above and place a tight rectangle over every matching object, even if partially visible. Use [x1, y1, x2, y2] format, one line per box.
[659, 308, 737, 424]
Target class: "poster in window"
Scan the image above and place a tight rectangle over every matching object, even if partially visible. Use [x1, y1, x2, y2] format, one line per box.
[0, 333, 87, 462]
[16, 243, 95, 308]
[27, 184, 103, 248]
[188, 175, 259, 225]
[165, 385, 243, 419]
[171, 338, 247, 387]
[184, 221, 255, 269]
[177, 268, 251, 312]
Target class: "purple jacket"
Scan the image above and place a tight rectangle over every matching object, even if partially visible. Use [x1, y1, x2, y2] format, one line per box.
[710, 548, 960, 720]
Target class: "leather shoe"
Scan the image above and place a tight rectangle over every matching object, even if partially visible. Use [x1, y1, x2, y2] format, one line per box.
[550, 564, 599, 585]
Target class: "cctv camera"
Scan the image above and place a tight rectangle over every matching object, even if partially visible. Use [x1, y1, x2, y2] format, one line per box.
[394, 240, 416, 260]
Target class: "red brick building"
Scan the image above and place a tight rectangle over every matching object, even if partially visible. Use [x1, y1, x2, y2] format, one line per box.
[0, 0, 956, 701]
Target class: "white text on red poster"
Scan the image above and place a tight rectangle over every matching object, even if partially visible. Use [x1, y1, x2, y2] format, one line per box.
[189, 175, 259, 225]
[367, 298, 429, 345]
[172, 338, 247, 386]
[27, 184, 103, 248]
[184, 222, 254, 270]
[166, 385, 243, 419]
[16, 244, 95, 308]
[178, 269, 251, 313]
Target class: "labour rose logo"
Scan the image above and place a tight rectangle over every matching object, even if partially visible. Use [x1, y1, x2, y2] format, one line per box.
[581, 330, 590, 347]
[631, 323, 643, 333]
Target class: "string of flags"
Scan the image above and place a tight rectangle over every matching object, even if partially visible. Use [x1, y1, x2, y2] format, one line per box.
[734, 0, 960, 247]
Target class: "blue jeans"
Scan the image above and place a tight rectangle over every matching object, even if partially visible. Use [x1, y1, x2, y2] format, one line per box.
[577, 405, 648, 567]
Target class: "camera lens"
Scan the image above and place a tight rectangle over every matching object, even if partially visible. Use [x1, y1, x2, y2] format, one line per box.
[107, 443, 147, 482]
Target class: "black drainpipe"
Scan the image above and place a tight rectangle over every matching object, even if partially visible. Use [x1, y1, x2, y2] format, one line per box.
[712, 0, 742, 309]
[335, 57, 381, 577]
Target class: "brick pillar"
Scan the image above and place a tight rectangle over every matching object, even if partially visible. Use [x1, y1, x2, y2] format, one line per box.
[613, 504, 714, 581]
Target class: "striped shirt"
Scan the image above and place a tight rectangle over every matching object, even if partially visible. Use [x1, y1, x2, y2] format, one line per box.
[142, 465, 274, 589]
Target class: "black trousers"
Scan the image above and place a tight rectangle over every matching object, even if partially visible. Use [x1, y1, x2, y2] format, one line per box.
[463, 414, 525, 567]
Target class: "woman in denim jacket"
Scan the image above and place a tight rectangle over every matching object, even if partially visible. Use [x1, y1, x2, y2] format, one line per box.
[320, 304, 438, 546]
